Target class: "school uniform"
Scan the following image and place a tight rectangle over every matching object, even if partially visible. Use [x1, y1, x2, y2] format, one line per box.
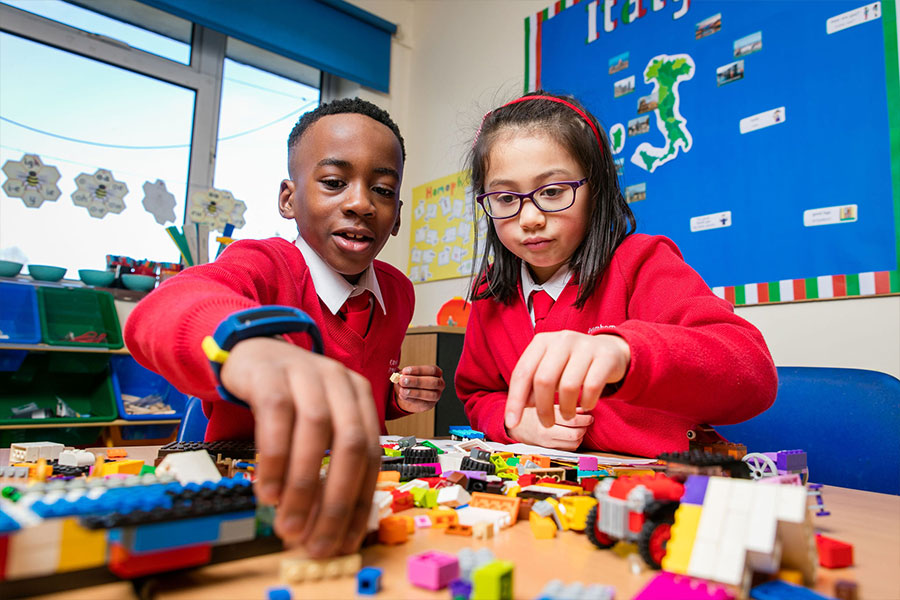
[455, 234, 777, 457]
[124, 236, 414, 440]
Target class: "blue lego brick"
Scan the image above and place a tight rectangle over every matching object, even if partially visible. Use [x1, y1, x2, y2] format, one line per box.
[130, 515, 225, 553]
[267, 586, 292, 600]
[448, 427, 485, 440]
[751, 580, 832, 600]
[776, 450, 807, 472]
[0, 509, 21, 534]
[357, 566, 383, 595]
[577, 469, 612, 479]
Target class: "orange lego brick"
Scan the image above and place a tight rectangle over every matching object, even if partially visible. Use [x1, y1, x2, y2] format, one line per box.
[106, 448, 128, 459]
[428, 508, 459, 529]
[377, 516, 409, 545]
[445, 524, 473, 537]
[469, 492, 522, 525]
[378, 471, 400, 483]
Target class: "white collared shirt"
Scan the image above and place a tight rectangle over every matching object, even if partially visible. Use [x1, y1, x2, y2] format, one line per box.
[521, 261, 572, 326]
[294, 235, 386, 316]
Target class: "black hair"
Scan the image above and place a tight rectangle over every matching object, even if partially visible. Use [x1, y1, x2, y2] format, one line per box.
[287, 97, 406, 165]
[467, 90, 635, 309]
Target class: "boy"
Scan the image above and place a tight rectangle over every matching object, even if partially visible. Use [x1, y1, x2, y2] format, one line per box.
[125, 98, 443, 558]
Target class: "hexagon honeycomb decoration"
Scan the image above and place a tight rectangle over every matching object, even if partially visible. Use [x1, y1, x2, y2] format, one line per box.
[142, 179, 177, 225]
[72, 169, 128, 219]
[2, 153, 62, 208]
[188, 187, 246, 232]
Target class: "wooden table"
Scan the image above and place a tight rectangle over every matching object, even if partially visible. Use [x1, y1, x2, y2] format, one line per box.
[31, 485, 900, 600]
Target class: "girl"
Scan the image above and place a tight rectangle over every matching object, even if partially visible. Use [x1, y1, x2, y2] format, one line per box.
[455, 92, 777, 456]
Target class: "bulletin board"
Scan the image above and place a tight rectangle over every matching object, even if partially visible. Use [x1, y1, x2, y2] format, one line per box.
[407, 170, 486, 283]
[524, 0, 899, 304]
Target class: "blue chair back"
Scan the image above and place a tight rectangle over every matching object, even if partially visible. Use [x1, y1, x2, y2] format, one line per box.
[717, 367, 899, 495]
[177, 396, 209, 442]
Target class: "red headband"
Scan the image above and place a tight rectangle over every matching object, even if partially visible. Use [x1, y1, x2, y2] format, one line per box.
[474, 95, 604, 154]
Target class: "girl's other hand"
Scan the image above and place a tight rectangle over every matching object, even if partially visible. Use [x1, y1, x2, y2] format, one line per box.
[507, 406, 594, 451]
[505, 331, 630, 430]
[394, 365, 444, 413]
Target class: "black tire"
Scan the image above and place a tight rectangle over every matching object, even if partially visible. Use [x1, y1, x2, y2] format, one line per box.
[637, 515, 675, 569]
[585, 504, 617, 549]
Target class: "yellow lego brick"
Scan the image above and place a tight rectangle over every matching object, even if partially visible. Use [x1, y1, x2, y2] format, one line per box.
[472, 560, 514, 600]
[559, 496, 597, 532]
[100, 459, 145, 476]
[662, 503, 702, 574]
[777, 569, 804, 585]
[544, 497, 569, 531]
[58, 518, 107, 572]
[505, 485, 521, 497]
[428, 507, 459, 528]
[528, 511, 556, 539]
[540, 482, 584, 494]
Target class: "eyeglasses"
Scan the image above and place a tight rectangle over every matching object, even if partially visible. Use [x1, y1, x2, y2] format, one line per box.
[476, 179, 587, 220]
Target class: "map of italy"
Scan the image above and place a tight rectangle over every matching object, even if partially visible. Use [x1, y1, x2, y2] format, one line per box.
[630, 53, 695, 173]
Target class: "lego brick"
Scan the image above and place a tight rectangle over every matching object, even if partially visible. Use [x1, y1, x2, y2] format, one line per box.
[445, 524, 473, 537]
[471, 559, 514, 600]
[57, 517, 107, 572]
[559, 496, 597, 532]
[58, 449, 96, 467]
[833, 580, 858, 600]
[472, 521, 495, 540]
[438, 484, 471, 507]
[750, 580, 832, 600]
[578, 456, 599, 471]
[6, 519, 62, 579]
[428, 508, 459, 528]
[633, 572, 735, 600]
[157, 440, 257, 460]
[408, 550, 459, 591]
[10, 442, 64, 463]
[469, 492, 521, 525]
[216, 512, 257, 545]
[745, 483, 778, 554]
[280, 553, 361, 582]
[816, 534, 853, 569]
[529, 511, 557, 539]
[267, 586, 292, 600]
[455, 506, 510, 530]
[129, 515, 223, 553]
[109, 542, 212, 578]
[775, 485, 808, 523]
[662, 503, 702, 574]
[155, 450, 222, 485]
[100, 459, 145, 477]
[378, 516, 409, 545]
[357, 566, 382, 595]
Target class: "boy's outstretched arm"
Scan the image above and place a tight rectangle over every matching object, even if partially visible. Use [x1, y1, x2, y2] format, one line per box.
[220, 337, 383, 558]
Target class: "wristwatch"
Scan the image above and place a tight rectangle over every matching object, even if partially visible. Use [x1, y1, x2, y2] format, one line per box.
[202, 306, 324, 407]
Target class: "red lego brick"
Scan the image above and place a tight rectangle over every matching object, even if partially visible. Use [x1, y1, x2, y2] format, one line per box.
[0, 534, 8, 581]
[109, 542, 212, 578]
[390, 489, 414, 513]
[517, 474, 537, 487]
[816, 534, 853, 569]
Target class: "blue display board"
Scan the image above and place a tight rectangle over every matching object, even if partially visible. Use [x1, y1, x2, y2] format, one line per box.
[526, 0, 899, 296]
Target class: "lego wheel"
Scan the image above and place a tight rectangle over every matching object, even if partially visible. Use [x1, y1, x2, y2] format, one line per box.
[585, 505, 616, 549]
[742, 452, 778, 480]
[637, 517, 674, 569]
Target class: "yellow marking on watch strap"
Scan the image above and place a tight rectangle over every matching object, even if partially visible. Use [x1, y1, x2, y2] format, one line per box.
[202, 335, 230, 364]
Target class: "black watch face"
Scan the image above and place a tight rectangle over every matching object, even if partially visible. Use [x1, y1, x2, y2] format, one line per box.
[238, 308, 296, 324]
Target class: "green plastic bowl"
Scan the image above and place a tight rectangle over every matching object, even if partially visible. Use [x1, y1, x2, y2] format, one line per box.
[0, 260, 23, 277]
[121, 274, 156, 292]
[28, 264, 67, 282]
[78, 269, 115, 287]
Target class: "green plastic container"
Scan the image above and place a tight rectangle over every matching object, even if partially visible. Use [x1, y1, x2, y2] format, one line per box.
[37, 287, 123, 349]
[0, 426, 103, 448]
[0, 353, 118, 425]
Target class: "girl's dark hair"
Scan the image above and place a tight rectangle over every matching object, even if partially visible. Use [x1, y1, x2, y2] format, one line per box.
[467, 90, 635, 309]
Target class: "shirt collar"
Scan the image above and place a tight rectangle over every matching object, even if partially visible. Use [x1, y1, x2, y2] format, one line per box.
[294, 235, 386, 316]
[521, 261, 572, 303]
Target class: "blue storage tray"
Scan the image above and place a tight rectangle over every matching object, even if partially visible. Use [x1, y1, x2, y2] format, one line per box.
[0, 281, 41, 344]
[110, 355, 187, 421]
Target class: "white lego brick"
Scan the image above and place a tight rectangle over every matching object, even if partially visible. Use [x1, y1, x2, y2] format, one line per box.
[695, 478, 730, 541]
[437, 484, 470, 507]
[519, 484, 573, 498]
[686, 537, 719, 580]
[58, 449, 96, 467]
[367, 490, 393, 532]
[216, 515, 256, 545]
[747, 539, 783, 575]
[10, 442, 65, 463]
[155, 450, 221, 484]
[745, 483, 778, 553]
[438, 452, 465, 472]
[455, 506, 511, 529]
[6, 519, 63, 579]
[398, 479, 430, 493]
[725, 479, 755, 512]
[714, 510, 750, 585]
[775, 485, 807, 523]
[453, 439, 492, 454]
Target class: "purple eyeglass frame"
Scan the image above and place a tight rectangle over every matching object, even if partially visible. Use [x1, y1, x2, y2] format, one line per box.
[476, 178, 587, 220]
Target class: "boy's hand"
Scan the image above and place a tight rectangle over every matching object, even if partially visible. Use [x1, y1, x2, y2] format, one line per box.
[394, 365, 444, 413]
[507, 406, 593, 451]
[505, 331, 630, 430]
[219, 337, 382, 558]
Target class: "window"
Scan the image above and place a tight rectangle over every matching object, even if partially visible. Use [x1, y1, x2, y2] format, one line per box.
[0, 0, 321, 276]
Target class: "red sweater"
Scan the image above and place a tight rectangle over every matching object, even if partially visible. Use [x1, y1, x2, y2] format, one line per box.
[124, 237, 414, 440]
[455, 234, 777, 457]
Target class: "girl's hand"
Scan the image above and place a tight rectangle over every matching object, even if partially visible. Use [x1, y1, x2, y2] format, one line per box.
[394, 365, 444, 413]
[220, 337, 382, 558]
[505, 331, 631, 430]
[507, 406, 594, 451]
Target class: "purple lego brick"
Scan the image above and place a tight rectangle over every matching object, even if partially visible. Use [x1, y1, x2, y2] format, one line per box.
[449, 578, 473, 599]
[578, 456, 599, 471]
[408, 550, 460, 591]
[776, 450, 807, 472]
[634, 572, 735, 600]
[681, 475, 710, 505]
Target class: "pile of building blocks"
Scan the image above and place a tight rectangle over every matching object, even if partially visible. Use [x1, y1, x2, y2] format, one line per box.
[2, 434, 851, 599]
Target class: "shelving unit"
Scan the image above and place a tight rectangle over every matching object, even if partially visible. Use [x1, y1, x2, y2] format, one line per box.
[0, 343, 130, 355]
[0, 419, 180, 430]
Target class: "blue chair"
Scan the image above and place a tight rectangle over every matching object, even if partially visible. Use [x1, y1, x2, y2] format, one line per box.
[716, 367, 900, 494]
[177, 396, 209, 442]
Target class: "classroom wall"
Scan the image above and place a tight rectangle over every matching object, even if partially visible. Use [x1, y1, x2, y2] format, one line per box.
[344, 0, 900, 379]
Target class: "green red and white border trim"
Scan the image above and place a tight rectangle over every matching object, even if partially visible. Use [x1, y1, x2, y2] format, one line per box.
[524, 0, 900, 306]
[712, 271, 900, 306]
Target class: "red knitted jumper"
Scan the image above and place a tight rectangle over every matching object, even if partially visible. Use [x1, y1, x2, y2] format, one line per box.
[124, 237, 414, 440]
[455, 234, 777, 457]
